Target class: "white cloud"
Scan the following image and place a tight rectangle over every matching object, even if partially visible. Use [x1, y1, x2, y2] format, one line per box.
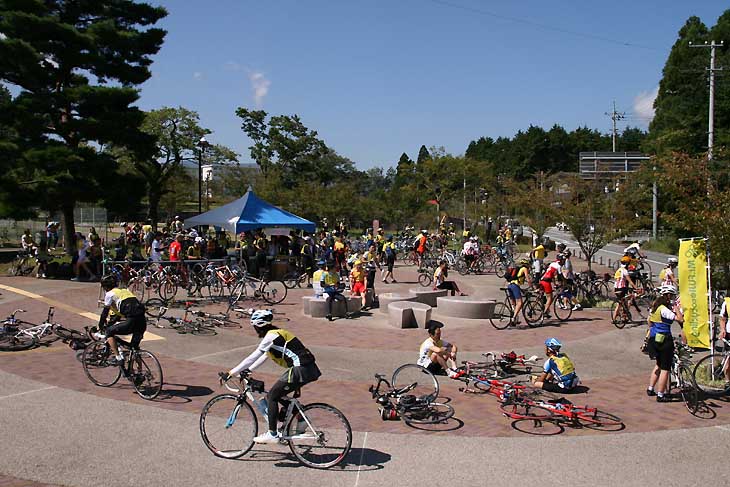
[248, 71, 271, 107]
[633, 86, 659, 122]
[193, 71, 203, 80]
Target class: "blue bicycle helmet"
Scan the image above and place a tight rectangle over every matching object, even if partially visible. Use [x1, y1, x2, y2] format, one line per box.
[545, 338, 562, 350]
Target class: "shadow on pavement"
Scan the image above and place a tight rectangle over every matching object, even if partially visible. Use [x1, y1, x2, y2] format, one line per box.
[406, 416, 464, 432]
[241, 447, 392, 471]
[156, 383, 214, 403]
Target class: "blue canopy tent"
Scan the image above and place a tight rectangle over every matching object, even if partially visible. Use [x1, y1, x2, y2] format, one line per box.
[184, 188, 316, 234]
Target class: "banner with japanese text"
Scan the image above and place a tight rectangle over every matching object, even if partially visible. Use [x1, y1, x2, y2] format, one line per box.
[678, 238, 711, 349]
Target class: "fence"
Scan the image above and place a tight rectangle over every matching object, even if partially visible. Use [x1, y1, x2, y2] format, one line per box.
[0, 206, 108, 247]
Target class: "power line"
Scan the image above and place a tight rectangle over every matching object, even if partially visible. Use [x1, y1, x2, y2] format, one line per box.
[426, 0, 660, 51]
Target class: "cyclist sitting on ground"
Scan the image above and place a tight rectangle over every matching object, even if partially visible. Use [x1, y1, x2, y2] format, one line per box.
[507, 258, 532, 325]
[225, 310, 321, 444]
[94, 275, 147, 365]
[646, 285, 684, 402]
[531, 338, 580, 393]
[612, 256, 639, 322]
[416, 321, 459, 379]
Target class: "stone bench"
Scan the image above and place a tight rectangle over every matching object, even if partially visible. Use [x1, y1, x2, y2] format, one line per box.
[301, 296, 315, 315]
[305, 295, 360, 318]
[388, 301, 432, 329]
[435, 296, 496, 319]
[408, 288, 449, 307]
[378, 293, 418, 313]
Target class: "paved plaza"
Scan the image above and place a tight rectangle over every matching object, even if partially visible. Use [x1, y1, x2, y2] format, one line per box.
[1, 263, 729, 487]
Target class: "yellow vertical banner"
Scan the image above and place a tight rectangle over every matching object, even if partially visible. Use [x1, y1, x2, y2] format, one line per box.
[678, 239, 710, 349]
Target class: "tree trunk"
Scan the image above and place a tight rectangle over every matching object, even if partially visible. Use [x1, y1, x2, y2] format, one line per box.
[61, 204, 76, 256]
[147, 188, 161, 231]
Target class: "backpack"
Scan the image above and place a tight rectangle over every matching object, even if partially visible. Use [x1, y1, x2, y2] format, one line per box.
[504, 266, 519, 282]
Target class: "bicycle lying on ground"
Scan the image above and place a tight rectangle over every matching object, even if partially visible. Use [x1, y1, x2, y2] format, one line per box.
[369, 371, 454, 425]
[81, 328, 163, 400]
[457, 352, 540, 380]
[0, 307, 85, 351]
[200, 371, 352, 469]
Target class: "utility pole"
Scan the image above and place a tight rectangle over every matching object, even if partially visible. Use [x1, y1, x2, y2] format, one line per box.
[605, 101, 625, 152]
[690, 40, 724, 161]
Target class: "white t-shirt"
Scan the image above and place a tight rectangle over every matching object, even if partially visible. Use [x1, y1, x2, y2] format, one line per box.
[417, 337, 450, 367]
[614, 267, 629, 289]
[150, 239, 163, 262]
[661, 267, 675, 286]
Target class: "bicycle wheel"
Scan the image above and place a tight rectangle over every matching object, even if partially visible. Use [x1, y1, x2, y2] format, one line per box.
[678, 366, 700, 414]
[191, 320, 218, 336]
[206, 276, 224, 300]
[130, 350, 163, 399]
[594, 281, 612, 301]
[499, 402, 555, 421]
[523, 299, 544, 327]
[158, 278, 178, 301]
[418, 273, 432, 287]
[402, 402, 454, 425]
[391, 364, 439, 402]
[495, 262, 507, 279]
[53, 326, 87, 342]
[553, 296, 573, 321]
[610, 301, 628, 329]
[692, 354, 730, 396]
[575, 408, 624, 431]
[287, 403, 352, 469]
[81, 342, 122, 386]
[490, 302, 512, 330]
[200, 394, 257, 459]
[0, 333, 38, 351]
[261, 280, 287, 305]
[128, 278, 146, 301]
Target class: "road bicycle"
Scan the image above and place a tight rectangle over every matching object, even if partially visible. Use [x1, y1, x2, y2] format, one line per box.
[200, 371, 352, 469]
[231, 271, 287, 305]
[81, 331, 163, 400]
[144, 300, 217, 335]
[457, 351, 540, 380]
[282, 265, 313, 289]
[692, 339, 730, 396]
[490, 287, 544, 329]
[499, 390, 623, 434]
[611, 289, 648, 329]
[8, 250, 36, 277]
[369, 372, 454, 425]
[0, 307, 85, 351]
[670, 342, 700, 414]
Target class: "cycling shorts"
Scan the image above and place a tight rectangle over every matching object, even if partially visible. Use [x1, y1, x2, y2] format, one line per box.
[539, 280, 553, 295]
[507, 283, 522, 300]
[351, 282, 366, 295]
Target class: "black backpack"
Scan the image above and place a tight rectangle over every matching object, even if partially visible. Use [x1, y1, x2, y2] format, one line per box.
[504, 266, 519, 281]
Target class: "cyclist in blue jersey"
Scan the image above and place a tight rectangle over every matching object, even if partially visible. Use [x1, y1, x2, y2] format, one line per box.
[531, 338, 580, 393]
[646, 285, 684, 402]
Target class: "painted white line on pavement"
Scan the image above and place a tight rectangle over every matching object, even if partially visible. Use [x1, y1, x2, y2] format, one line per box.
[715, 425, 730, 433]
[331, 367, 354, 374]
[354, 431, 368, 487]
[0, 385, 57, 400]
[548, 237, 665, 267]
[188, 345, 256, 361]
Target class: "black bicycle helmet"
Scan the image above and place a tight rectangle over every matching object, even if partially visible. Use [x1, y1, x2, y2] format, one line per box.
[100, 274, 117, 290]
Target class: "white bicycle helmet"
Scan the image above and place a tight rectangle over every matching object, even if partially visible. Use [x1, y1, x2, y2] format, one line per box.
[250, 309, 274, 328]
[667, 257, 678, 265]
[658, 284, 678, 296]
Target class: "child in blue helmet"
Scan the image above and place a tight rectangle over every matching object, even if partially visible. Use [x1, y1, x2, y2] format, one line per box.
[531, 338, 580, 393]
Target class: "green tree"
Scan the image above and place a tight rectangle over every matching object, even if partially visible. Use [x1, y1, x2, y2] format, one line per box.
[0, 0, 167, 253]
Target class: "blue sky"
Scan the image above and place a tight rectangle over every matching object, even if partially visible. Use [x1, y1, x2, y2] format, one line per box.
[139, 0, 729, 169]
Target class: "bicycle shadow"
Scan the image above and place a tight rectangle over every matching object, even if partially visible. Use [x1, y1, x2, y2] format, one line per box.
[155, 383, 215, 403]
[406, 416, 464, 432]
[237, 447, 391, 471]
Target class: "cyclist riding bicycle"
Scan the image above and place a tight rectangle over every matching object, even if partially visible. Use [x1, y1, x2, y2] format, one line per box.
[531, 338, 580, 393]
[225, 310, 321, 444]
[612, 256, 638, 322]
[659, 257, 678, 287]
[94, 275, 147, 365]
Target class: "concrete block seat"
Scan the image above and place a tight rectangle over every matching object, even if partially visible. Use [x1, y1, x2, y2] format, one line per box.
[378, 293, 418, 313]
[388, 301, 432, 329]
[408, 288, 449, 307]
[308, 295, 366, 318]
[435, 296, 496, 319]
[301, 296, 315, 315]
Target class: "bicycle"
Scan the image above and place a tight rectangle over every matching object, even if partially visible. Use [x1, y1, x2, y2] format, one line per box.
[457, 352, 540, 380]
[231, 271, 287, 305]
[670, 342, 700, 414]
[692, 339, 730, 396]
[8, 250, 36, 277]
[490, 287, 545, 329]
[81, 330, 163, 400]
[611, 289, 647, 329]
[200, 371, 352, 469]
[144, 301, 217, 335]
[369, 372, 454, 425]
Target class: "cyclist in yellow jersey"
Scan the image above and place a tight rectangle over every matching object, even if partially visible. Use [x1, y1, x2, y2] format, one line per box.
[532, 338, 580, 392]
[227, 310, 321, 444]
[507, 259, 531, 325]
[94, 275, 147, 365]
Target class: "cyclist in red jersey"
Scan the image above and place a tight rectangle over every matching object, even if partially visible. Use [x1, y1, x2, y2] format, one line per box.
[539, 254, 565, 319]
[169, 233, 183, 262]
